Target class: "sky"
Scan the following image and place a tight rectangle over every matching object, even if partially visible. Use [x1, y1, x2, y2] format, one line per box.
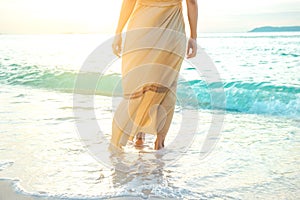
[0, 0, 299, 34]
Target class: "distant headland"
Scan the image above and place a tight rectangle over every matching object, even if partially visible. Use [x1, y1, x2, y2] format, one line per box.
[249, 26, 300, 32]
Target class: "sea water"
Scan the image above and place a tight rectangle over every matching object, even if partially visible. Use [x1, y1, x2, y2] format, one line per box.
[0, 33, 299, 199]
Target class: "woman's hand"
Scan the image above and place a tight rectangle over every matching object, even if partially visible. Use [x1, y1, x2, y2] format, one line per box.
[112, 34, 122, 57]
[186, 37, 197, 59]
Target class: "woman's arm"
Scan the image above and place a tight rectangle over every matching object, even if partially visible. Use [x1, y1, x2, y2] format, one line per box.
[186, 0, 198, 39]
[112, 0, 137, 57]
[115, 0, 137, 34]
[186, 0, 198, 58]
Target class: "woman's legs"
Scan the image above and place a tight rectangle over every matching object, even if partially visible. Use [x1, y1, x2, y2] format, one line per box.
[154, 134, 165, 150]
[154, 89, 176, 150]
[135, 132, 145, 147]
[135, 132, 164, 150]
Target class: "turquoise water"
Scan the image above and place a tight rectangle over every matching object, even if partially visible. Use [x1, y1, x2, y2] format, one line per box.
[0, 33, 299, 199]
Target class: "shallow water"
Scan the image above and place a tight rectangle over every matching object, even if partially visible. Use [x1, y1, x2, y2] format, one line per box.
[0, 33, 299, 199]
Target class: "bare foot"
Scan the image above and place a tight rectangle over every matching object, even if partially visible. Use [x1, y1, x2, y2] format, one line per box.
[154, 134, 165, 150]
[135, 132, 145, 147]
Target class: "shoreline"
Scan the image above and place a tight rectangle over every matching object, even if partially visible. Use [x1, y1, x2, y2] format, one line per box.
[0, 179, 35, 200]
[0, 179, 150, 200]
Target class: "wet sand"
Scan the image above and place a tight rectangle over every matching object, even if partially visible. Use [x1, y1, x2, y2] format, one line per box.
[0, 180, 35, 200]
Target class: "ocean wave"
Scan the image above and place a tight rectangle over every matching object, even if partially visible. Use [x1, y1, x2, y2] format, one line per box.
[0, 64, 299, 118]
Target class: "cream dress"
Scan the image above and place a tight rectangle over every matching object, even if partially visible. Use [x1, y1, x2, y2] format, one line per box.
[111, 0, 186, 148]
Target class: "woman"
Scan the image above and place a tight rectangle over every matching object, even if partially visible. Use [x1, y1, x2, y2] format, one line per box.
[111, 0, 198, 150]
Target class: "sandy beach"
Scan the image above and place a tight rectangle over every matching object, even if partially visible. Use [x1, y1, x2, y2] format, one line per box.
[0, 180, 35, 200]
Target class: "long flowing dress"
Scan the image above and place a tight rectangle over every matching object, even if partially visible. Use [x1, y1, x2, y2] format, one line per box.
[111, 0, 186, 148]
